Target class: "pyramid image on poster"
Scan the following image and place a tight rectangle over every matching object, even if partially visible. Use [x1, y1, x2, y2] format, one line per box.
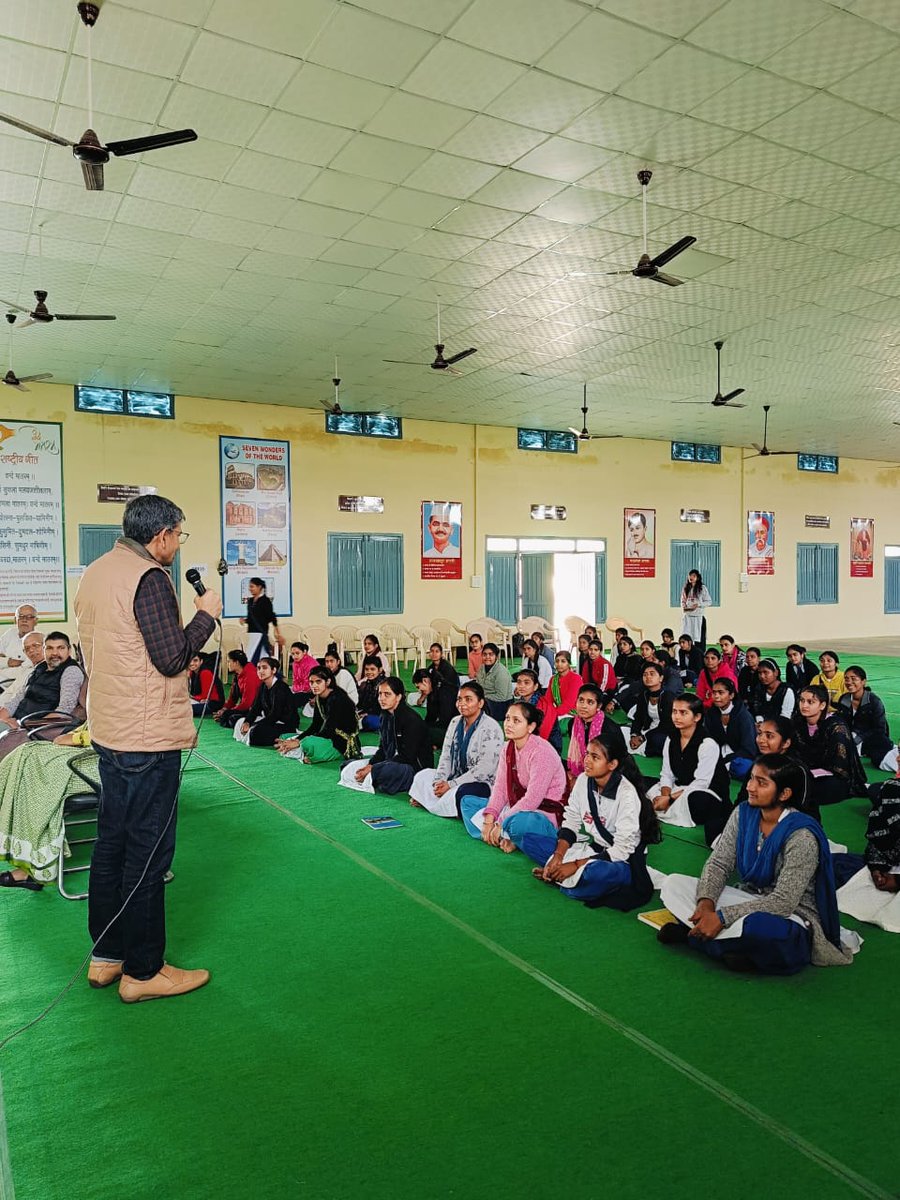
[259, 542, 287, 565]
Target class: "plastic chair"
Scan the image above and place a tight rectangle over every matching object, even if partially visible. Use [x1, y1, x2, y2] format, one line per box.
[517, 617, 559, 647]
[430, 617, 466, 659]
[606, 616, 643, 640]
[331, 625, 362, 666]
[563, 614, 592, 652]
[299, 625, 333, 658]
[408, 624, 440, 667]
[220, 624, 245, 683]
[380, 623, 415, 673]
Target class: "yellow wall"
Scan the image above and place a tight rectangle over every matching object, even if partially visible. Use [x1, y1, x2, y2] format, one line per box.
[5, 382, 899, 644]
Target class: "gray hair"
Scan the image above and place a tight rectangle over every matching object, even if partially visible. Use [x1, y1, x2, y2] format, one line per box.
[122, 494, 185, 545]
[22, 632, 44, 646]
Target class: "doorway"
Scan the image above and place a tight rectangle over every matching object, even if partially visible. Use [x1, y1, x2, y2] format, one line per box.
[485, 537, 606, 634]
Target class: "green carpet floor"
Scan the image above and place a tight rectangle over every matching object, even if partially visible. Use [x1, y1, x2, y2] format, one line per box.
[1, 651, 899, 1200]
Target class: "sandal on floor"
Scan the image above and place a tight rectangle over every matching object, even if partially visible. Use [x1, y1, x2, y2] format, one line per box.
[0, 871, 43, 891]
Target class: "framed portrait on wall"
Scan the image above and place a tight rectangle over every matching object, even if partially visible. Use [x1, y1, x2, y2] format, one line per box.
[421, 501, 462, 580]
[623, 508, 655, 578]
[747, 510, 775, 576]
[850, 517, 874, 578]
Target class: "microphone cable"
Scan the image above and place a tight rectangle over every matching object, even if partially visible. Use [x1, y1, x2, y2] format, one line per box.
[0, 618, 224, 1053]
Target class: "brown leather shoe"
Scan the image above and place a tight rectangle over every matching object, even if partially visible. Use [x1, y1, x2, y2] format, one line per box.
[118, 964, 210, 1004]
[88, 960, 124, 988]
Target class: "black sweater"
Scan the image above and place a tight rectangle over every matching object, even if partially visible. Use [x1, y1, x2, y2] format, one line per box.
[302, 687, 359, 756]
[372, 703, 434, 771]
[246, 678, 297, 730]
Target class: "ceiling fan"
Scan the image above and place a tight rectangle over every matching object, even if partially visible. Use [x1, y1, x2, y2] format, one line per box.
[567, 383, 621, 441]
[1, 289, 116, 327]
[606, 170, 697, 287]
[320, 358, 344, 415]
[0, 3, 197, 191]
[676, 340, 745, 408]
[745, 405, 801, 458]
[2, 315, 52, 391]
[383, 302, 477, 375]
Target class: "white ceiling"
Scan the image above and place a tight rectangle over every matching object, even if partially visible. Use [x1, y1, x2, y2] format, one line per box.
[3, 0, 900, 459]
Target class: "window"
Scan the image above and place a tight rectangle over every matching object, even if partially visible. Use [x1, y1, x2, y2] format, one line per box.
[325, 411, 401, 439]
[671, 441, 721, 464]
[327, 534, 403, 616]
[670, 540, 721, 606]
[886, 547, 900, 615]
[797, 453, 838, 474]
[517, 428, 578, 454]
[485, 537, 607, 627]
[796, 544, 838, 605]
[74, 386, 174, 419]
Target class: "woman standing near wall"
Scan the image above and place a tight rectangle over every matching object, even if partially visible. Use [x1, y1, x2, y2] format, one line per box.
[241, 578, 284, 664]
[680, 569, 711, 649]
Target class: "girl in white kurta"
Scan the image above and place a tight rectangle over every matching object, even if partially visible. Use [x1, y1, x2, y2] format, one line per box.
[408, 682, 504, 818]
[649, 693, 732, 846]
[680, 569, 712, 643]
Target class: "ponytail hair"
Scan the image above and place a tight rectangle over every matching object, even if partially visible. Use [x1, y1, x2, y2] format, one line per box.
[592, 731, 661, 845]
[753, 753, 812, 813]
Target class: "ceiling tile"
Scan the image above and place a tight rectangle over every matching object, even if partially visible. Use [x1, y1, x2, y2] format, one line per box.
[128, 164, 220, 210]
[0, 40, 66, 101]
[536, 185, 627, 225]
[181, 32, 299, 106]
[471, 168, 565, 212]
[564, 95, 674, 154]
[113, 0, 210, 21]
[225, 151, 321, 199]
[696, 135, 803, 186]
[371, 187, 459, 226]
[538, 10, 670, 91]
[0, 168, 38, 207]
[256, 226, 336, 259]
[159, 83, 268, 148]
[618, 44, 749, 113]
[487, 71, 601, 135]
[250, 111, 353, 167]
[278, 200, 361, 237]
[824, 117, 900, 172]
[365, 92, 472, 150]
[687, 0, 831, 66]
[330, 132, 431, 183]
[496, 214, 571, 250]
[348, 0, 471, 34]
[747, 200, 834, 238]
[278, 65, 391, 130]
[653, 117, 742, 167]
[0, 132, 47, 176]
[319, 240, 395, 269]
[302, 169, 394, 212]
[597, 0, 725, 38]
[344, 216, 423, 251]
[830, 48, 900, 117]
[206, 182, 293, 226]
[690, 69, 814, 132]
[763, 9, 895, 87]
[403, 41, 526, 110]
[118, 193, 200, 235]
[308, 7, 436, 86]
[205, 0, 336, 58]
[403, 153, 501, 200]
[512, 137, 615, 183]
[755, 92, 873, 152]
[442, 116, 547, 167]
[147, 137, 239, 183]
[434, 202, 520, 238]
[449, 0, 586, 65]
[850, 0, 900, 33]
[61, 59, 173, 126]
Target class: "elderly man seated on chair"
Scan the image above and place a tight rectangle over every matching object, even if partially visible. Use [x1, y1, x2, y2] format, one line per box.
[0, 631, 45, 703]
[0, 604, 41, 679]
[0, 632, 85, 741]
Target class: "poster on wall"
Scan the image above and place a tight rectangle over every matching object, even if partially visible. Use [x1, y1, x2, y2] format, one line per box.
[623, 508, 655, 578]
[0, 420, 66, 620]
[850, 517, 874, 578]
[219, 436, 292, 618]
[747, 510, 775, 576]
[421, 501, 462, 580]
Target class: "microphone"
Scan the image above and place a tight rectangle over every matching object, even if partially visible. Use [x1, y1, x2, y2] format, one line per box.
[185, 567, 207, 596]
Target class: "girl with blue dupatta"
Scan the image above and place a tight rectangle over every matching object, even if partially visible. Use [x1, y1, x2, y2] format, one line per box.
[407, 682, 504, 818]
[659, 756, 859, 973]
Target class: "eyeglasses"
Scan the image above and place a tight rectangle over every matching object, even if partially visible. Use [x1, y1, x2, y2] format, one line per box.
[168, 528, 190, 544]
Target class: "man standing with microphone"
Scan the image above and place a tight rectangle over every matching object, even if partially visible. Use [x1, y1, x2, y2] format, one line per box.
[75, 495, 222, 1003]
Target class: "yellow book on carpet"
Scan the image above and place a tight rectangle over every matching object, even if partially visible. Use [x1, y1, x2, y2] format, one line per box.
[638, 908, 678, 930]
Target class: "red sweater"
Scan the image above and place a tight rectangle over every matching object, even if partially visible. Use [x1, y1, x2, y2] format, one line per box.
[537, 670, 582, 739]
[581, 654, 616, 695]
[696, 662, 738, 707]
[224, 663, 261, 712]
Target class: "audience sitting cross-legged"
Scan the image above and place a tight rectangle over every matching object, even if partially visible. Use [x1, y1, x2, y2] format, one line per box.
[627, 662, 675, 759]
[659, 756, 857, 973]
[521, 638, 552, 689]
[510, 727, 661, 912]
[276, 666, 360, 763]
[695, 645, 738, 708]
[189, 653, 224, 716]
[322, 650, 358, 706]
[411, 666, 457, 749]
[837, 665, 896, 772]
[288, 641, 319, 711]
[408, 681, 504, 817]
[537, 651, 581, 752]
[356, 656, 387, 731]
[833, 779, 900, 933]
[340, 677, 433, 795]
[750, 658, 795, 724]
[475, 641, 514, 721]
[648, 694, 733, 847]
[456, 701, 566, 846]
[233, 657, 297, 747]
[790, 684, 869, 815]
[567, 683, 627, 785]
[811, 651, 845, 711]
[213, 650, 261, 728]
[703, 676, 758, 781]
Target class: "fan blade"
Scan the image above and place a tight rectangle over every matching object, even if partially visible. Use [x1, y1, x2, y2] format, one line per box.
[751, 443, 764, 453]
[766, 450, 799, 456]
[81, 159, 104, 191]
[721, 387, 745, 402]
[383, 359, 427, 366]
[12, 383, 28, 392]
[53, 314, 117, 321]
[444, 366, 463, 377]
[605, 269, 635, 276]
[719, 401, 746, 409]
[443, 347, 477, 366]
[106, 129, 198, 157]
[1, 298, 30, 315]
[673, 400, 714, 406]
[0, 112, 74, 147]
[652, 272, 684, 287]
[567, 427, 581, 437]
[18, 373, 53, 383]
[650, 235, 696, 270]
[16, 319, 37, 330]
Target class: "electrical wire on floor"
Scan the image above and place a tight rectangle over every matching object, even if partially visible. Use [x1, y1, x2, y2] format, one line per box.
[0, 629, 223, 1053]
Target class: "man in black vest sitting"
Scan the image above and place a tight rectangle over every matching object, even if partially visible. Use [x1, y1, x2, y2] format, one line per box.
[0, 631, 85, 734]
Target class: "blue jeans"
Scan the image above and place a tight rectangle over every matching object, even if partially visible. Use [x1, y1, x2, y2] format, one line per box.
[88, 743, 182, 980]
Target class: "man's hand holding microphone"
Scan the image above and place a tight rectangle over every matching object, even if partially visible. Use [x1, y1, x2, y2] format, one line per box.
[186, 568, 224, 622]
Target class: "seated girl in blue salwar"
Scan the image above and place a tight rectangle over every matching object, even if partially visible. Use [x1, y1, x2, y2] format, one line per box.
[506, 727, 660, 911]
[659, 755, 859, 974]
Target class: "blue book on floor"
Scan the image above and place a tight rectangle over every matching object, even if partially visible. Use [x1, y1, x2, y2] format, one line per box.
[361, 815, 403, 830]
